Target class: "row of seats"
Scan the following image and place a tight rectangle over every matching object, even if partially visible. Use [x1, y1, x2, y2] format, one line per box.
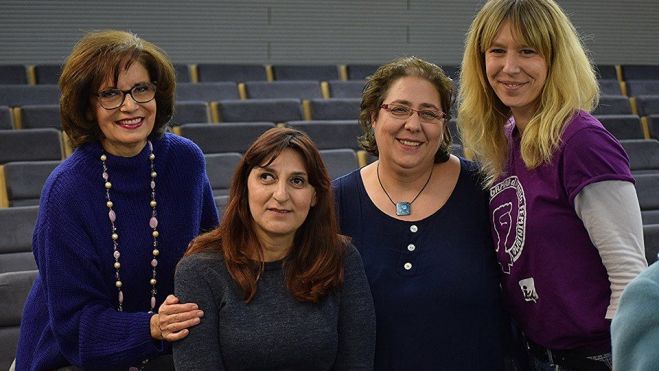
[0, 63, 444, 85]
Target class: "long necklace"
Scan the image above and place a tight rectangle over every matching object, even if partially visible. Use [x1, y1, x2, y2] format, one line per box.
[101, 141, 160, 313]
[376, 162, 433, 216]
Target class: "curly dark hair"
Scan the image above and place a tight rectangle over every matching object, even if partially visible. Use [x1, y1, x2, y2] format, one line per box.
[59, 30, 175, 148]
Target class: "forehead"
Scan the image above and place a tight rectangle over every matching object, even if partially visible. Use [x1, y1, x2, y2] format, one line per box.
[255, 148, 308, 172]
[384, 76, 441, 105]
[99, 60, 150, 88]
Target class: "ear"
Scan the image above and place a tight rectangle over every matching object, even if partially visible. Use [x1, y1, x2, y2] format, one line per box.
[310, 190, 317, 207]
[370, 111, 378, 129]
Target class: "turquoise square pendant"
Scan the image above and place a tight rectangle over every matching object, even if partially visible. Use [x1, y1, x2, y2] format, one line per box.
[396, 202, 411, 216]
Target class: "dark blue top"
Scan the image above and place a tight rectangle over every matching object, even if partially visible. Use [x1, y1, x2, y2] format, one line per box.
[333, 158, 505, 371]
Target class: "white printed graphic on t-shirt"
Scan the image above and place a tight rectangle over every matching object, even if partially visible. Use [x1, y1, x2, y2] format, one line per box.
[490, 176, 526, 274]
[518, 277, 539, 303]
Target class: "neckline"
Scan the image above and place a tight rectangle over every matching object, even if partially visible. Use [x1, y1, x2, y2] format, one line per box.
[358, 157, 466, 223]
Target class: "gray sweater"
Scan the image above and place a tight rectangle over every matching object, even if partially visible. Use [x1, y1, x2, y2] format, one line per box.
[173, 244, 375, 370]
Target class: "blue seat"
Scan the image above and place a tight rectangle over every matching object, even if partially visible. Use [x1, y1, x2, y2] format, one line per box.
[33, 63, 62, 84]
[204, 152, 242, 196]
[621, 65, 659, 80]
[0, 206, 39, 273]
[196, 64, 267, 82]
[307, 98, 360, 121]
[174, 63, 191, 83]
[178, 122, 275, 153]
[0, 85, 60, 107]
[626, 81, 659, 96]
[643, 225, 659, 263]
[0, 128, 62, 164]
[2, 160, 61, 207]
[0, 65, 28, 85]
[287, 120, 361, 150]
[16, 104, 61, 129]
[599, 79, 622, 96]
[595, 64, 618, 80]
[243, 81, 322, 100]
[346, 64, 380, 80]
[217, 99, 303, 123]
[593, 95, 632, 115]
[441, 65, 461, 81]
[214, 195, 229, 220]
[176, 82, 239, 102]
[171, 101, 210, 126]
[595, 114, 645, 140]
[271, 64, 339, 81]
[620, 139, 659, 175]
[326, 80, 366, 99]
[635, 95, 659, 116]
[0, 269, 38, 370]
[0, 106, 12, 129]
[319, 148, 359, 180]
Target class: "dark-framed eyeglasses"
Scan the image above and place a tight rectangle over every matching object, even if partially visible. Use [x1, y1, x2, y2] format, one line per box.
[380, 103, 446, 124]
[96, 82, 157, 110]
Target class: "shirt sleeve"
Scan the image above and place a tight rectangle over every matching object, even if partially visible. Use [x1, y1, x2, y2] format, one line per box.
[333, 244, 376, 370]
[574, 180, 648, 319]
[173, 255, 224, 370]
[611, 267, 659, 370]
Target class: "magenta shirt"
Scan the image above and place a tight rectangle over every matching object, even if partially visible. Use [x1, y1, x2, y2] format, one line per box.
[489, 111, 634, 351]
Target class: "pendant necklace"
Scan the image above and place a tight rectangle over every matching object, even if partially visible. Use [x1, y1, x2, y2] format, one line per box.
[101, 141, 160, 313]
[376, 162, 433, 216]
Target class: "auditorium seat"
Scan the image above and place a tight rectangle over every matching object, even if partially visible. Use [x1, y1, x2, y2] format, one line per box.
[0, 128, 63, 164]
[0, 65, 28, 85]
[196, 63, 267, 82]
[635, 173, 659, 222]
[648, 115, 659, 140]
[242, 81, 322, 100]
[176, 82, 239, 102]
[0, 269, 38, 370]
[15, 104, 61, 129]
[621, 64, 659, 80]
[271, 64, 339, 81]
[1, 160, 60, 207]
[643, 224, 659, 264]
[634, 95, 659, 116]
[306, 98, 360, 121]
[171, 101, 211, 126]
[592, 95, 632, 115]
[173, 63, 191, 83]
[625, 81, 659, 96]
[32, 63, 62, 85]
[346, 64, 379, 80]
[0, 206, 38, 273]
[0, 106, 12, 129]
[595, 114, 645, 140]
[324, 80, 366, 99]
[216, 99, 303, 123]
[441, 65, 461, 81]
[620, 139, 659, 175]
[214, 195, 229, 219]
[599, 79, 623, 96]
[0, 85, 60, 107]
[319, 149, 360, 180]
[177, 122, 275, 153]
[595, 64, 619, 80]
[448, 119, 460, 145]
[204, 152, 241, 197]
[287, 120, 361, 150]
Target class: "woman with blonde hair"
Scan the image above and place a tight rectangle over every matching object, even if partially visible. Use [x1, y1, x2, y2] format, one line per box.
[459, 0, 647, 369]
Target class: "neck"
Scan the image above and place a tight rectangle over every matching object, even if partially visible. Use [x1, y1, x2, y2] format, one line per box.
[102, 139, 147, 157]
[257, 235, 293, 262]
[377, 160, 435, 190]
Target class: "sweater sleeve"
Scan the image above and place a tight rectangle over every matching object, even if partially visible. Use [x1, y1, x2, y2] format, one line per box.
[35, 180, 161, 367]
[333, 244, 376, 370]
[173, 254, 224, 369]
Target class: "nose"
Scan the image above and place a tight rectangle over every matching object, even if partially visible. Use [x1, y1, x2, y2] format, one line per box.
[272, 181, 290, 203]
[403, 111, 422, 132]
[119, 92, 139, 111]
[502, 53, 520, 74]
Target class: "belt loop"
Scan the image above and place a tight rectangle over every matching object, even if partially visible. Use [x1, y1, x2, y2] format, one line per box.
[547, 349, 554, 364]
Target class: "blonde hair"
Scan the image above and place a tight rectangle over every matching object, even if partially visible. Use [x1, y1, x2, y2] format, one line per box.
[458, 0, 599, 186]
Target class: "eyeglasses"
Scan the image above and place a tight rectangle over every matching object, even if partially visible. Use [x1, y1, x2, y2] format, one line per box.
[96, 82, 157, 110]
[380, 103, 446, 124]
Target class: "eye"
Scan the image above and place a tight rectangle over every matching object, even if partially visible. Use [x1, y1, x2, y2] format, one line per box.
[133, 84, 151, 93]
[258, 172, 275, 183]
[290, 176, 307, 188]
[520, 48, 539, 56]
[488, 48, 505, 54]
[98, 89, 121, 99]
[390, 105, 411, 115]
[419, 110, 441, 121]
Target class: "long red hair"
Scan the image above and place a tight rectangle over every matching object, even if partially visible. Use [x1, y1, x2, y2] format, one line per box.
[185, 127, 347, 303]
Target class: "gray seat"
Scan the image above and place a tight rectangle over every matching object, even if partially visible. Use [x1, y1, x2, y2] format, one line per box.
[625, 81, 659, 96]
[214, 195, 229, 220]
[0, 206, 39, 273]
[595, 64, 618, 80]
[440, 65, 461, 81]
[642, 210, 659, 225]
[0, 65, 28, 85]
[178, 122, 275, 153]
[649, 115, 659, 140]
[593, 95, 632, 115]
[307, 98, 360, 121]
[173, 63, 191, 83]
[635, 174, 659, 210]
[217, 99, 303, 123]
[621, 65, 659, 80]
[346, 64, 379, 80]
[643, 224, 659, 264]
[0, 128, 62, 164]
[2, 160, 60, 207]
[271, 64, 339, 81]
[595, 114, 644, 140]
[33, 63, 62, 84]
[196, 64, 267, 82]
[16, 104, 61, 129]
[204, 152, 241, 197]
[171, 101, 210, 126]
[327, 80, 365, 99]
[319, 149, 359, 180]
[0, 270, 38, 370]
[287, 120, 361, 150]
[620, 139, 659, 174]
[598, 79, 622, 96]
[243, 81, 322, 100]
[176, 82, 239, 102]
[0, 85, 60, 107]
[0, 105, 12, 129]
[634, 95, 659, 116]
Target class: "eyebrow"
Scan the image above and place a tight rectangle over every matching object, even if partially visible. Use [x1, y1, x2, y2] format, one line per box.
[257, 165, 308, 177]
[390, 99, 441, 111]
[99, 81, 151, 91]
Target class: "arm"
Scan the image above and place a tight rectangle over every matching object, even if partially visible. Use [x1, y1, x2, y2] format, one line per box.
[333, 244, 376, 370]
[574, 180, 648, 319]
[173, 254, 224, 370]
[611, 268, 659, 370]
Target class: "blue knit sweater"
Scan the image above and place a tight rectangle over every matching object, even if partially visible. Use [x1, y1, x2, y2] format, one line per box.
[16, 133, 219, 370]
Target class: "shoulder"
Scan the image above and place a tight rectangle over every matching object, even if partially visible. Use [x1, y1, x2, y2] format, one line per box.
[561, 111, 619, 148]
[177, 251, 224, 274]
[343, 243, 365, 270]
[40, 147, 98, 209]
[157, 132, 205, 163]
[332, 168, 361, 189]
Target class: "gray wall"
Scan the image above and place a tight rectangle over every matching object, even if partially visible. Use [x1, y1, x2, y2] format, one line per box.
[1, 0, 658, 65]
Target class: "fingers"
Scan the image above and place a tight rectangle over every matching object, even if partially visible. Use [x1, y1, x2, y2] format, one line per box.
[157, 296, 204, 342]
[160, 315, 202, 341]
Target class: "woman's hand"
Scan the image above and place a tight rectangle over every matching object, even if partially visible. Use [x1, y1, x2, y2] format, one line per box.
[150, 294, 203, 341]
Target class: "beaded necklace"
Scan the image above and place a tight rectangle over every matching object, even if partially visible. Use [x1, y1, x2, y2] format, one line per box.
[101, 140, 160, 312]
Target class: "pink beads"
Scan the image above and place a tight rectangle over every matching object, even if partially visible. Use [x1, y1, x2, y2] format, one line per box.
[151, 259, 158, 267]
[109, 209, 116, 222]
[149, 216, 158, 229]
[113, 250, 120, 259]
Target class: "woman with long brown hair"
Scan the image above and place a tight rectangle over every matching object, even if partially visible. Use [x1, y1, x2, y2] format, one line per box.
[173, 127, 375, 370]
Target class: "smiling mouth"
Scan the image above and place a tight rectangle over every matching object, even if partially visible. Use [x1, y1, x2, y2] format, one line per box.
[116, 117, 144, 129]
[398, 139, 421, 147]
[500, 81, 527, 89]
[268, 208, 291, 214]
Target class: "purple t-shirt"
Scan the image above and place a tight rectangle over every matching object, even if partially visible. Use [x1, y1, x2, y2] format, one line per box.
[489, 111, 634, 351]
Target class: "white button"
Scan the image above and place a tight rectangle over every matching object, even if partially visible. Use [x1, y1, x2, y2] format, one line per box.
[407, 244, 416, 252]
[410, 225, 418, 233]
[404, 262, 412, 270]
